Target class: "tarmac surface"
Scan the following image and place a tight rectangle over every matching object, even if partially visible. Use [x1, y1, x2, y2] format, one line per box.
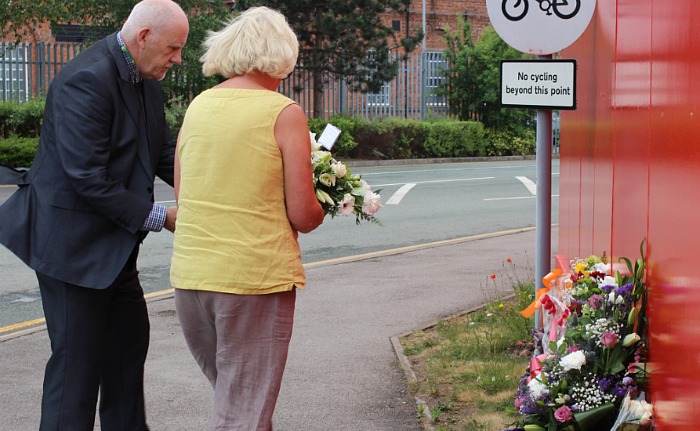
[0, 226, 552, 431]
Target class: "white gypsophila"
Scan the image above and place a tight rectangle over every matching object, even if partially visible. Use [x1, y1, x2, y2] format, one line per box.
[559, 350, 587, 372]
[528, 376, 549, 399]
[585, 318, 622, 347]
[570, 373, 617, 412]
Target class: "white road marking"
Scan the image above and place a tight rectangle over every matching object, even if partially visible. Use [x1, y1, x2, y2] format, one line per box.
[372, 177, 494, 187]
[484, 194, 559, 201]
[516, 176, 537, 195]
[385, 183, 416, 205]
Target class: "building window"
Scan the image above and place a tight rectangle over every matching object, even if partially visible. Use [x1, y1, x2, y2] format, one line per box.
[425, 52, 447, 107]
[392, 20, 401, 31]
[1, 45, 28, 102]
[366, 82, 391, 106]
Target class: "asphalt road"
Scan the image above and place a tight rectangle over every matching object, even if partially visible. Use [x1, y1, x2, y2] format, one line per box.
[0, 159, 559, 332]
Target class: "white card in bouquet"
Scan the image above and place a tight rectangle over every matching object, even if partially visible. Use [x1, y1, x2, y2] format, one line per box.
[318, 123, 341, 151]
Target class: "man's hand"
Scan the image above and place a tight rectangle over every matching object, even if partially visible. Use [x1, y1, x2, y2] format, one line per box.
[164, 205, 178, 232]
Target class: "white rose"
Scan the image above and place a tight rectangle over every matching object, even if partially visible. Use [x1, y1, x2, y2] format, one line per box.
[559, 350, 586, 372]
[527, 376, 549, 398]
[332, 162, 348, 178]
[361, 191, 381, 216]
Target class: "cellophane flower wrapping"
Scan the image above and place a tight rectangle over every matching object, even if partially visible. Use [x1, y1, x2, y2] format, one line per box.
[508, 244, 654, 431]
[310, 132, 381, 225]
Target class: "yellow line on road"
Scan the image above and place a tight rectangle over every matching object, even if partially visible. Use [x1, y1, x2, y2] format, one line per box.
[0, 227, 537, 337]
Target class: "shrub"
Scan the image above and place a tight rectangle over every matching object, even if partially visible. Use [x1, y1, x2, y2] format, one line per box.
[423, 121, 485, 158]
[484, 128, 536, 156]
[0, 100, 44, 138]
[0, 136, 38, 168]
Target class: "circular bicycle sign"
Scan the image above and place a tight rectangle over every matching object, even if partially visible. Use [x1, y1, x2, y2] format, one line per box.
[486, 0, 596, 55]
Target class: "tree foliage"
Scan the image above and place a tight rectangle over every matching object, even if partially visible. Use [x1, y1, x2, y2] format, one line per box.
[1, 0, 232, 113]
[235, 0, 423, 117]
[439, 21, 534, 132]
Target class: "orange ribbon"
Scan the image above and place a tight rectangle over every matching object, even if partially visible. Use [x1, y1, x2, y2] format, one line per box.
[520, 269, 563, 318]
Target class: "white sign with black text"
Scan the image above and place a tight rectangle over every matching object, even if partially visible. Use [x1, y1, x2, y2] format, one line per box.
[500, 60, 576, 110]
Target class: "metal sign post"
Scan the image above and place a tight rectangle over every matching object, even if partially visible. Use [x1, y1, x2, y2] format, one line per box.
[486, 0, 594, 329]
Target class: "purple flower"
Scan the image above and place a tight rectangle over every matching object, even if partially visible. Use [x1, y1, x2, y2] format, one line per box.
[600, 284, 616, 293]
[599, 377, 612, 392]
[554, 405, 573, 422]
[615, 283, 634, 297]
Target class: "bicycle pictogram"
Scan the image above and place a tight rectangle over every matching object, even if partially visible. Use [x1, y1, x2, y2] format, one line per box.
[502, 0, 581, 21]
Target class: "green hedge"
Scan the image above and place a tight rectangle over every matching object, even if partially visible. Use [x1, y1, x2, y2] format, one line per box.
[0, 100, 536, 167]
[0, 137, 38, 167]
[0, 100, 44, 139]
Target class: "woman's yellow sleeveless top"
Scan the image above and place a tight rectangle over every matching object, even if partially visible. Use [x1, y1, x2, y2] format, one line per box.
[170, 88, 305, 295]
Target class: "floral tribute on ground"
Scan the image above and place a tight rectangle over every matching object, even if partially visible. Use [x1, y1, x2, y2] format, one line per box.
[310, 132, 381, 225]
[506, 242, 653, 431]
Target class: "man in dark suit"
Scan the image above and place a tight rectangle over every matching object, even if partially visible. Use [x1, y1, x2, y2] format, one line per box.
[0, 1, 189, 429]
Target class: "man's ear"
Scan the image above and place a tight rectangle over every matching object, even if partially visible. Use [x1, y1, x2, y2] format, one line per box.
[137, 27, 151, 48]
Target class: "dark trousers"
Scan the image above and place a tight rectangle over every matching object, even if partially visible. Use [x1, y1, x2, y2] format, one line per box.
[37, 246, 150, 431]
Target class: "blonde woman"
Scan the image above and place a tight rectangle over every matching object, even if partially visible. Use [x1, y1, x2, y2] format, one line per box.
[170, 6, 324, 431]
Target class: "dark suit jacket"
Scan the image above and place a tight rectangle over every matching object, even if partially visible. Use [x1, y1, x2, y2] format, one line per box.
[0, 33, 175, 289]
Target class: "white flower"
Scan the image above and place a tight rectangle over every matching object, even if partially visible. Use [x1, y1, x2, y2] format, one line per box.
[622, 333, 641, 347]
[310, 132, 321, 151]
[593, 262, 610, 273]
[528, 376, 549, 398]
[628, 399, 654, 425]
[608, 291, 624, 305]
[338, 194, 355, 216]
[559, 350, 587, 372]
[360, 179, 371, 191]
[318, 173, 336, 187]
[362, 191, 381, 216]
[600, 275, 618, 288]
[332, 162, 347, 178]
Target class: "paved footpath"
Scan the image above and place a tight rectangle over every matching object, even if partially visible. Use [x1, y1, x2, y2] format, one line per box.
[0, 227, 550, 431]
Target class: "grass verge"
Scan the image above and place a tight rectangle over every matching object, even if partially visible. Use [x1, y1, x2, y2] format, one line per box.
[399, 259, 536, 431]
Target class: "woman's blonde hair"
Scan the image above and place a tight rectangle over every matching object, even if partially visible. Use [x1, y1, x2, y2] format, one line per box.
[201, 6, 298, 79]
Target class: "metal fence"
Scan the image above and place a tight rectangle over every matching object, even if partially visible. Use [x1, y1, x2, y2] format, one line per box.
[1, 41, 449, 120]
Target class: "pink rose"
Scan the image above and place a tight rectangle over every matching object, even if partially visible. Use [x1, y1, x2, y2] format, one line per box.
[587, 294, 604, 308]
[554, 405, 573, 423]
[601, 332, 619, 348]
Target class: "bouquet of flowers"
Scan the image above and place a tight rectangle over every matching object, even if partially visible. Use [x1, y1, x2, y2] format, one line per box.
[310, 132, 381, 225]
[507, 242, 653, 431]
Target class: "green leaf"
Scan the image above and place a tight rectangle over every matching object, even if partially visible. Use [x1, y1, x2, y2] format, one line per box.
[573, 403, 615, 431]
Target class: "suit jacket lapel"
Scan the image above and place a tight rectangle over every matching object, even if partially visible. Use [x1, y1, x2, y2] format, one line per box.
[107, 34, 154, 179]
